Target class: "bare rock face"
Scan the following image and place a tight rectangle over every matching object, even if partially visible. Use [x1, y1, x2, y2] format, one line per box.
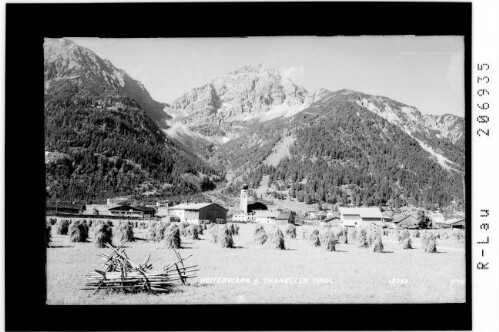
[44, 38, 170, 128]
[166, 63, 310, 129]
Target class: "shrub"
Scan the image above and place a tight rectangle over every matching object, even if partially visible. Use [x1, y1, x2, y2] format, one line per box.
[268, 228, 285, 250]
[254, 228, 268, 245]
[423, 232, 438, 253]
[165, 224, 181, 249]
[218, 225, 234, 248]
[402, 237, 412, 249]
[69, 220, 89, 242]
[118, 221, 135, 243]
[94, 222, 113, 248]
[285, 224, 297, 239]
[55, 219, 70, 235]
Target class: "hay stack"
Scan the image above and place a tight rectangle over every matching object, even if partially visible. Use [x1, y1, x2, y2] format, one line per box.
[69, 220, 89, 242]
[422, 232, 438, 253]
[94, 222, 113, 248]
[268, 228, 285, 250]
[218, 225, 234, 248]
[285, 224, 297, 239]
[210, 225, 219, 243]
[323, 232, 337, 252]
[180, 222, 190, 237]
[195, 224, 204, 235]
[165, 224, 181, 249]
[118, 221, 135, 242]
[234, 224, 240, 235]
[254, 225, 264, 236]
[413, 230, 420, 238]
[348, 227, 358, 242]
[398, 230, 410, 244]
[56, 219, 70, 235]
[370, 235, 384, 253]
[358, 228, 369, 248]
[147, 221, 158, 241]
[188, 225, 200, 240]
[442, 232, 449, 239]
[308, 229, 321, 247]
[46, 224, 51, 247]
[49, 218, 57, 226]
[254, 227, 268, 245]
[402, 237, 412, 249]
[155, 222, 170, 242]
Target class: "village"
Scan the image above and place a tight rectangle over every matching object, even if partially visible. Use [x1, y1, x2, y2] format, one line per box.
[46, 183, 465, 231]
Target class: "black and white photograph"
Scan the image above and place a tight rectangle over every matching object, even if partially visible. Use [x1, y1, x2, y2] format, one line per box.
[5, 2, 481, 331]
[44, 35, 466, 305]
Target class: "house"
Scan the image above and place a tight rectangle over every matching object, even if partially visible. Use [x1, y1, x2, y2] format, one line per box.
[338, 207, 383, 227]
[276, 210, 295, 225]
[108, 205, 156, 219]
[253, 210, 280, 224]
[169, 202, 227, 223]
[317, 211, 328, 220]
[46, 202, 86, 215]
[393, 214, 419, 229]
[435, 218, 465, 229]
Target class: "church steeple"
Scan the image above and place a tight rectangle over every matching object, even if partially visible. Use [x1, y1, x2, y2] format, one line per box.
[240, 184, 248, 213]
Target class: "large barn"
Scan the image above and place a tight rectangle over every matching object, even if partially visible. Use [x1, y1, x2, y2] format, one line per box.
[169, 202, 227, 223]
[339, 207, 383, 227]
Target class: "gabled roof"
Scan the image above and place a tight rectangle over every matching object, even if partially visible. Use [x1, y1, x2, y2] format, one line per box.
[170, 202, 227, 211]
[338, 207, 383, 219]
[393, 214, 418, 224]
[277, 210, 293, 220]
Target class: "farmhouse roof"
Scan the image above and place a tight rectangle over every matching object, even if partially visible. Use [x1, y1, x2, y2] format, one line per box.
[435, 218, 465, 226]
[170, 202, 227, 211]
[277, 210, 292, 220]
[338, 207, 383, 219]
[46, 202, 86, 210]
[108, 205, 144, 212]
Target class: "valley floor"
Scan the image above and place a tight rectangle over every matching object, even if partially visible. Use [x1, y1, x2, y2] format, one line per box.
[46, 224, 465, 304]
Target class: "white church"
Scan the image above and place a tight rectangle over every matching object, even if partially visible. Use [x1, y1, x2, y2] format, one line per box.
[232, 184, 294, 225]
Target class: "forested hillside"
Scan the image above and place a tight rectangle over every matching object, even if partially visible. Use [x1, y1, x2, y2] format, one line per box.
[220, 93, 465, 210]
[45, 39, 220, 203]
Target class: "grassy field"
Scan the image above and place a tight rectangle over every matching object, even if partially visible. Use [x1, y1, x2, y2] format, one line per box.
[46, 223, 465, 304]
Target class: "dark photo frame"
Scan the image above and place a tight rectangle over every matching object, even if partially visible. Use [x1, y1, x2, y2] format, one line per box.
[5, 2, 472, 331]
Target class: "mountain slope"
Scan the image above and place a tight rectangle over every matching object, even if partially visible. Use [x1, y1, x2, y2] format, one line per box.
[44, 38, 170, 129]
[214, 90, 464, 210]
[44, 38, 219, 202]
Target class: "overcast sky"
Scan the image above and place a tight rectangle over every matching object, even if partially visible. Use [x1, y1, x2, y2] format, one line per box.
[69, 36, 464, 117]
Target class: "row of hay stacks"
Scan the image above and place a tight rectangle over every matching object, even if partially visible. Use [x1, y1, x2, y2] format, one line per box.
[253, 225, 286, 250]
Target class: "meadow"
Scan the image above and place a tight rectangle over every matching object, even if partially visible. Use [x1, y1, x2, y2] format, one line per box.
[46, 221, 465, 304]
